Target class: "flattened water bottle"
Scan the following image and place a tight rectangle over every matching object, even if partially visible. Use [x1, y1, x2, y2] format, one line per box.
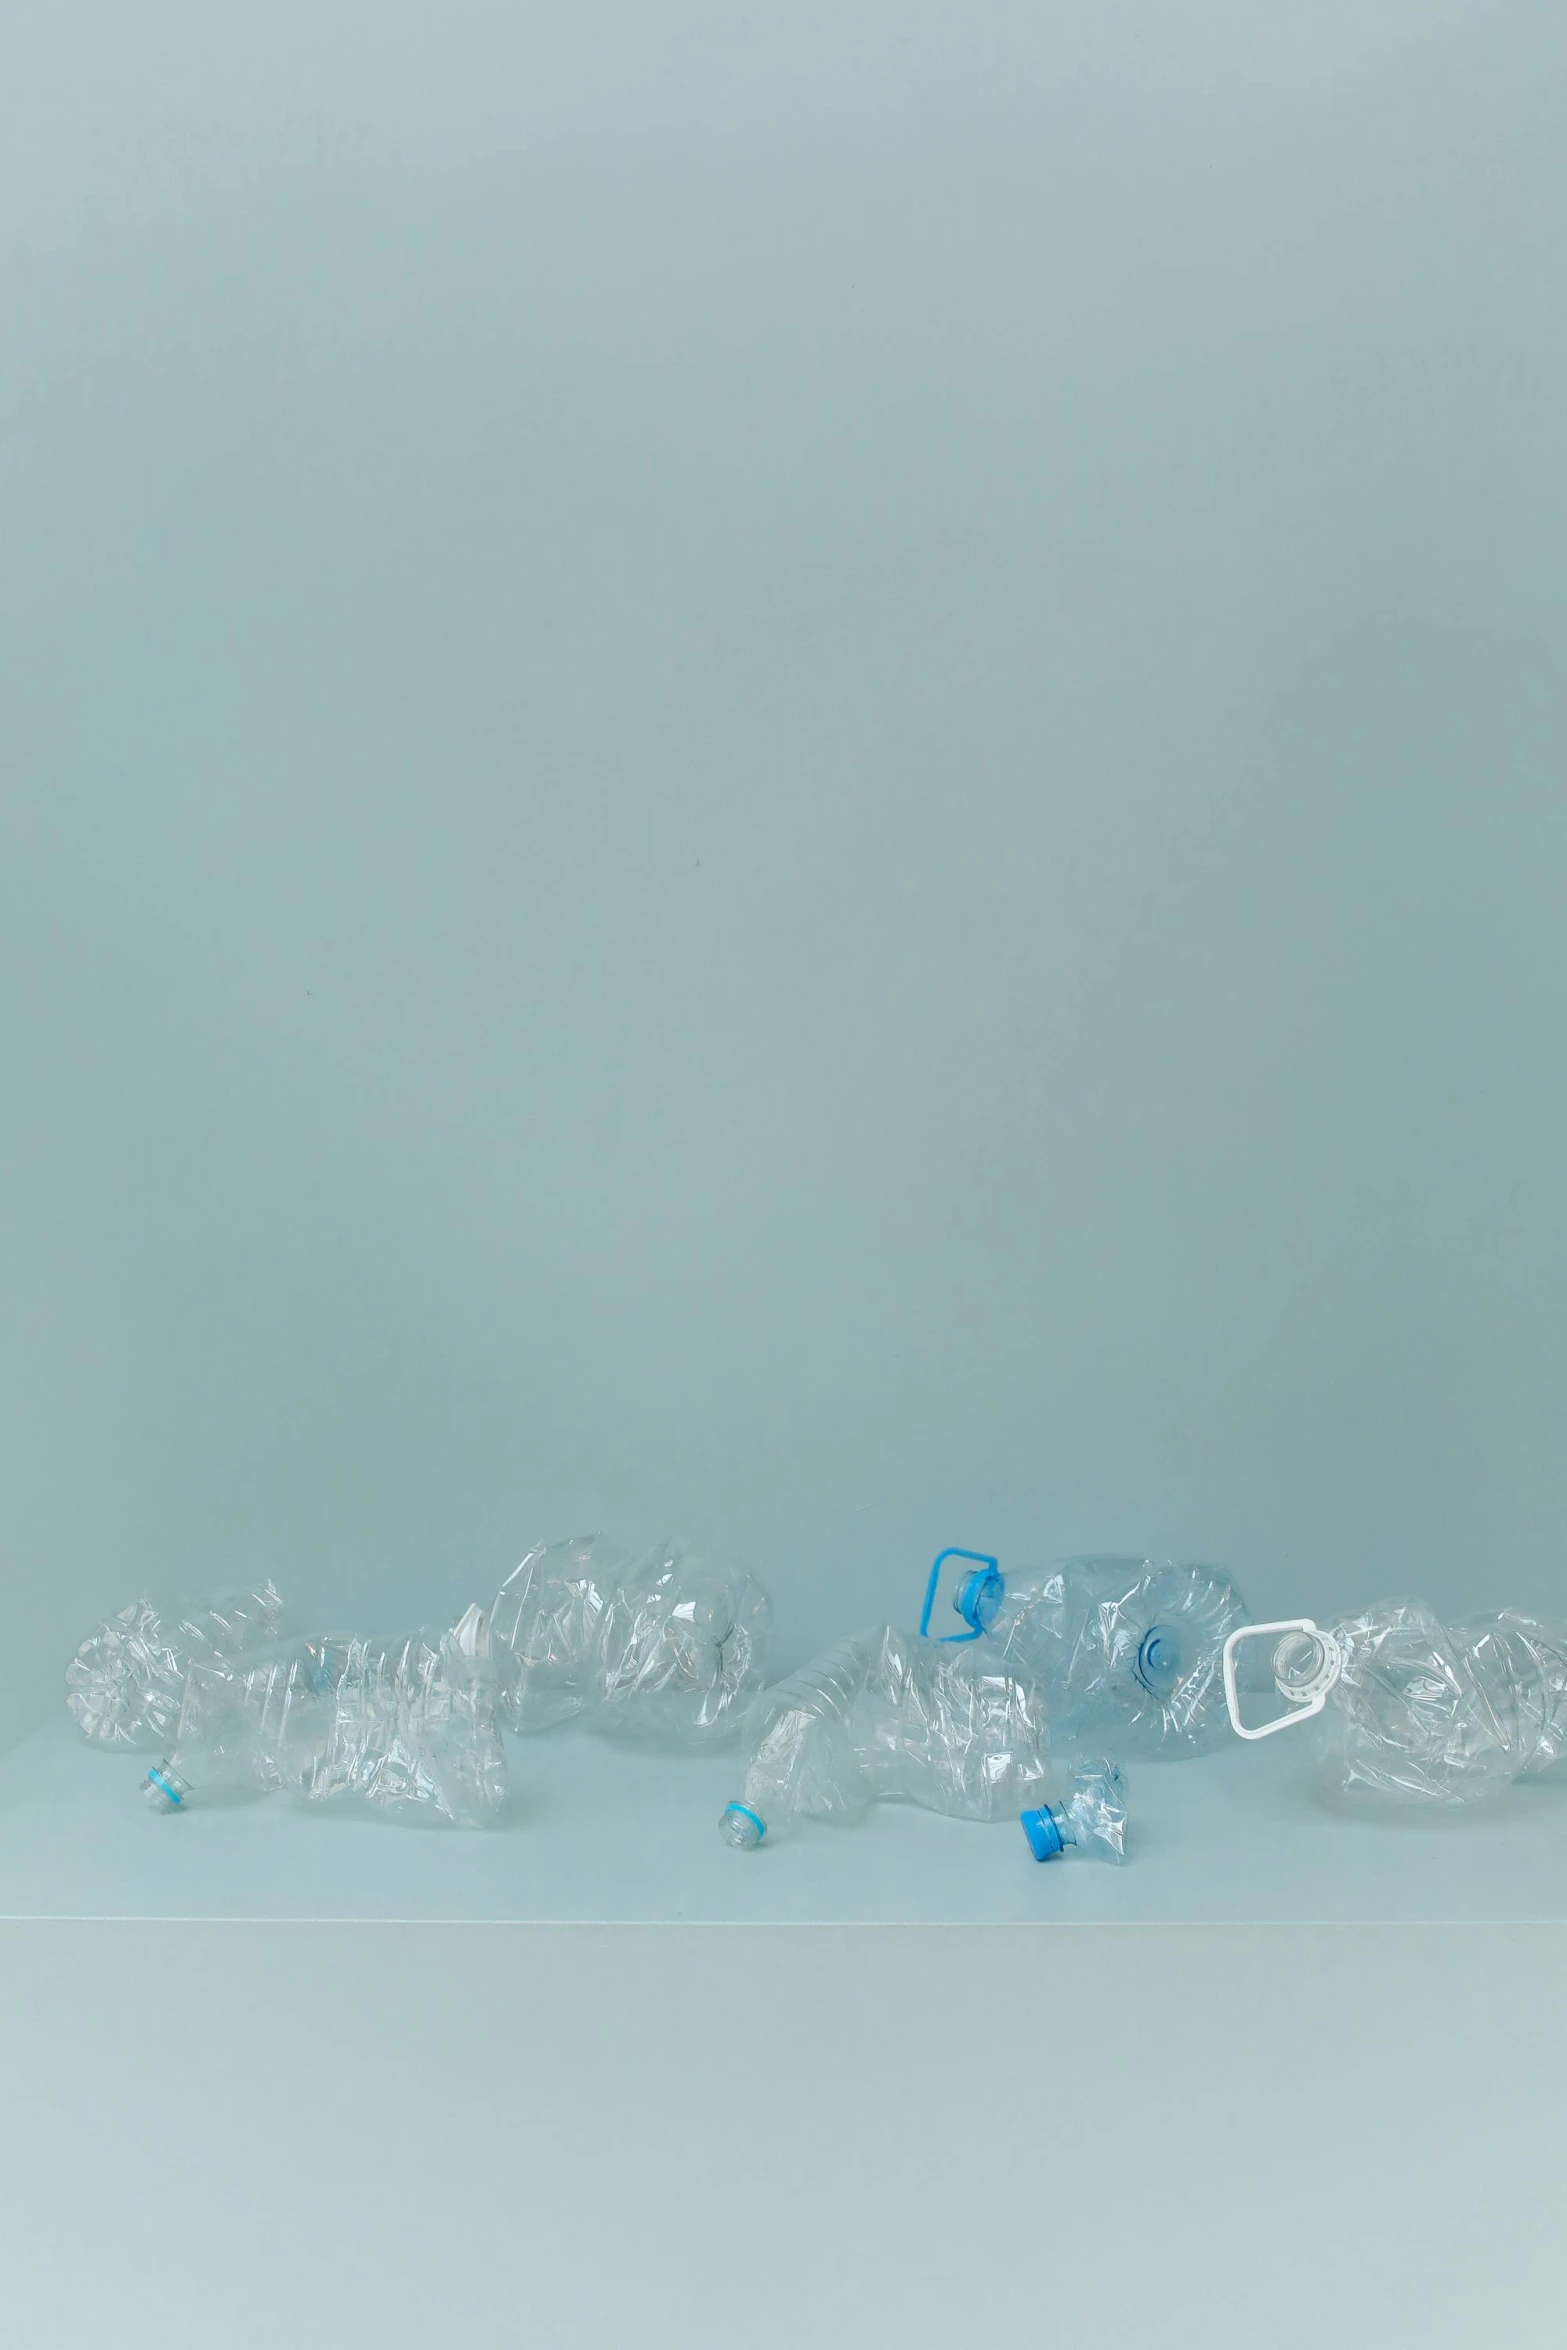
[719, 1623, 1128, 1859]
[68, 1584, 286, 1750]
[1223, 1597, 1566, 1806]
[593, 1539, 772, 1747]
[489, 1534, 628, 1732]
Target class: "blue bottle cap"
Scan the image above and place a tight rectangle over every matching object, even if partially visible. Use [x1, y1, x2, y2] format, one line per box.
[955, 1565, 1004, 1637]
[1020, 1805, 1064, 1861]
[720, 1801, 766, 1850]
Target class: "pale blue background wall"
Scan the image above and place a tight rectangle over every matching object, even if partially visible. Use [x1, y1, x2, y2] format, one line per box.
[4, 3, 1566, 1735]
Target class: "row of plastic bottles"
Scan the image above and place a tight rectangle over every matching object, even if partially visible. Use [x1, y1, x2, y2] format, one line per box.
[69, 1538, 771, 1828]
[921, 1548, 1567, 1811]
[65, 1539, 1567, 1856]
[713, 1551, 1248, 1857]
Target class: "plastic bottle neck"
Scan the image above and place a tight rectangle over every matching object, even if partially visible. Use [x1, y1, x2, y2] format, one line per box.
[955, 1566, 1004, 1637]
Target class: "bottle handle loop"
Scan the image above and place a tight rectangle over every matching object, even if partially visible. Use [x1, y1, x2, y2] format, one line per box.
[1223, 1619, 1344, 1739]
[919, 1548, 1003, 1642]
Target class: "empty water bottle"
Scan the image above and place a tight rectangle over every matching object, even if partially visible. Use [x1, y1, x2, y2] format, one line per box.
[1223, 1597, 1567, 1806]
[922, 1549, 1245, 1757]
[1458, 1610, 1567, 1779]
[719, 1623, 1127, 1857]
[298, 1605, 507, 1825]
[594, 1540, 771, 1747]
[145, 1605, 507, 1826]
[1020, 1760, 1129, 1864]
[488, 1535, 773, 1746]
[719, 1629, 875, 1844]
[68, 1585, 285, 1749]
[490, 1534, 628, 1732]
[141, 1652, 288, 1811]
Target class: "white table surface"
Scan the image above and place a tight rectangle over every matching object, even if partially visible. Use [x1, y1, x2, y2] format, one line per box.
[2, 1915, 1563, 2349]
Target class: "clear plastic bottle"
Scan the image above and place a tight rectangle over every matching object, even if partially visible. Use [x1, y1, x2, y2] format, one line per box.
[923, 1550, 1245, 1757]
[592, 1540, 772, 1747]
[300, 1606, 507, 1826]
[489, 1534, 628, 1732]
[1457, 1611, 1567, 1779]
[719, 1630, 873, 1843]
[145, 1606, 507, 1827]
[1020, 1761, 1129, 1864]
[487, 1535, 774, 1747]
[718, 1623, 1127, 1859]
[141, 1651, 293, 1811]
[1223, 1597, 1567, 1806]
[68, 1585, 285, 1750]
[237, 1637, 352, 1792]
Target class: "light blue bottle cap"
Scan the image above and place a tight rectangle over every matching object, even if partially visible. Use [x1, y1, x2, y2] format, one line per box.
[720, 1801, 766, 1850]
[1020, 1805, 1064, 1861]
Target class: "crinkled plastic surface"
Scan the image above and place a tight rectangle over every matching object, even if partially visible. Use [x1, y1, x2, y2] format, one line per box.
[488, 1535, 773, 1747]
[723, 1630, 873, 1841]
[146, 1607, 507, 1826]
[236, 1638, 348, 1792]
[1457, 1610, 1567, 1779]
[1063, 1759, 1129, 1861]
[722, 1625, 1124, 1848]
[302, 1607, 507, 1826]
[855, 1628, 1057, 1819]
[985, 1558, 1245, 1757]
[1316, 1599, 1554, 1807]
[145, 1653, 290, 1808]
[490, 1535, 627, 1732]
[591, 1541, 772, 1747]
[66, 1586, 285, 1749]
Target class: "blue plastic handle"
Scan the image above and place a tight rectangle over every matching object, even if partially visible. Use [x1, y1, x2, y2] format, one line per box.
[919, 1547, 1002, 1642]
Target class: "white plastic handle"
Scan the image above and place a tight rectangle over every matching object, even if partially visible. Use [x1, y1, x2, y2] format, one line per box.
[1223, 1619, 1343, 1741]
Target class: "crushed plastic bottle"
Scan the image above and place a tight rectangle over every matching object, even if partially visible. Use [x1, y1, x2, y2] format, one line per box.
[141, 1653, 288, 1811]
[1223, 1598, 1567, 1806]
[144, 1605, 507, 1826]
[1458, 1611, 1567, 1780]
[1021, 1761, 1129, 1864]
[295, 1606, 506, 1826]
[593, 1540, 772, 1747]
[922, 1549, 1245, 1757]
[489, 1535, 773, 1747]
[68, 1585, 285, 1749]
[489, 1534, 629, 1732]
[143, 1630, 358, 1812]
[718, 1623, 1127, 1858]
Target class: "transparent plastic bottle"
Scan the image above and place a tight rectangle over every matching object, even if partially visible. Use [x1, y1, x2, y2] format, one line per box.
[592, 1540, 772, 1747]
[144, 1606, 507, 1827]
[301, 1605, 507, 1825]
[68, 1584, 285, 1750]
[237, 1637, 352, 1792]
[1457, 1611, 1567, 1779]
[1223, 1597, 1567, 1806]
[141, 1650, 292, 1811]
[719, 1630, 873, 1844]
[922, 1550, 1245, 1757]
[718, 1623, 1127, 1859]
[1020, 1761, 1129, 1865]
[489, 1534, 629, 1732]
